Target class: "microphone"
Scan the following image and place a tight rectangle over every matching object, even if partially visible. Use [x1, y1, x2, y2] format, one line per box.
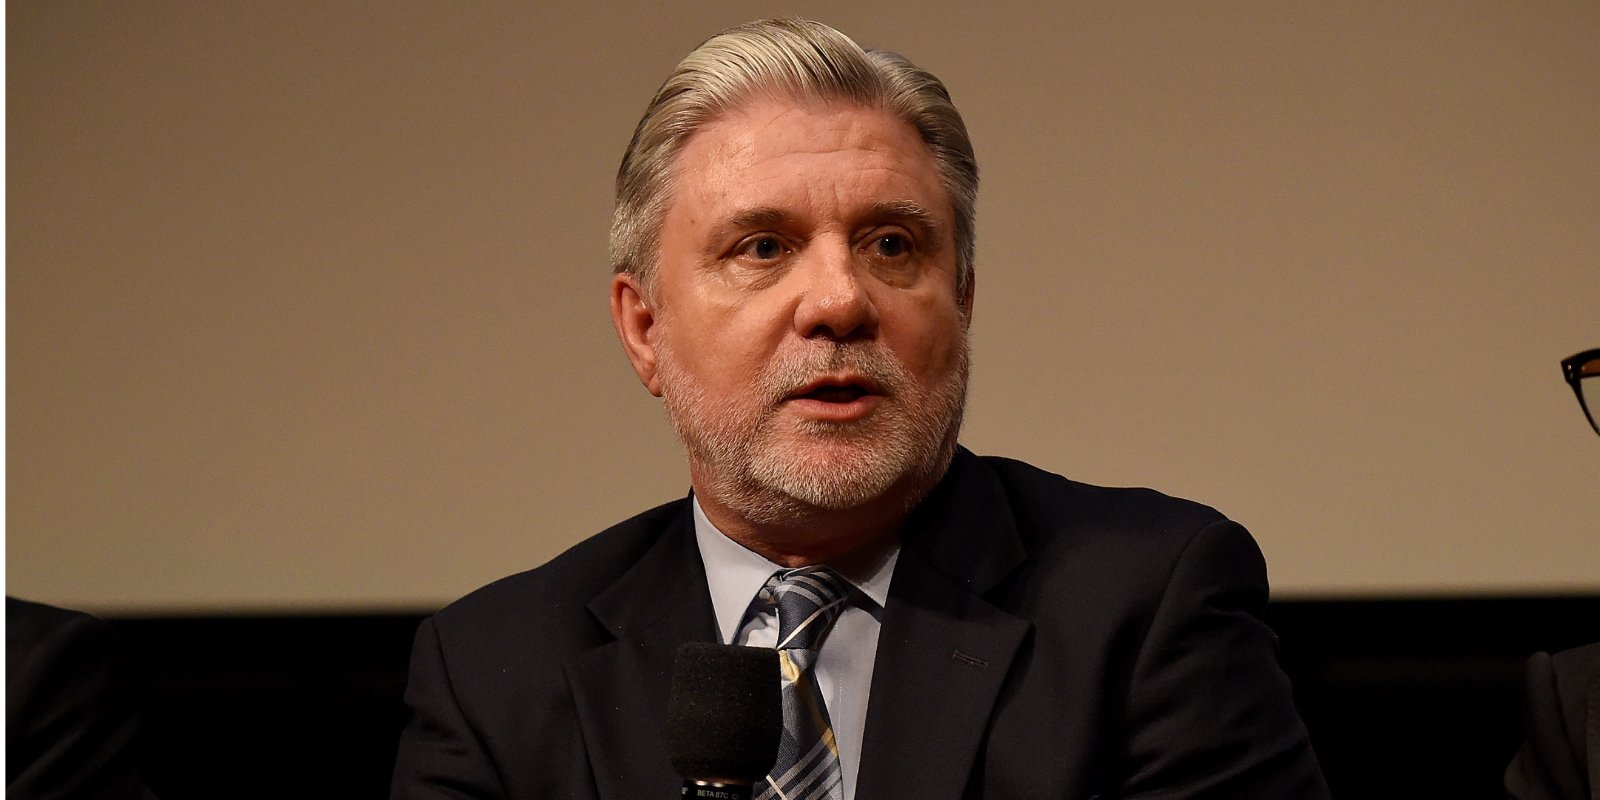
[667, 642, 781, 800]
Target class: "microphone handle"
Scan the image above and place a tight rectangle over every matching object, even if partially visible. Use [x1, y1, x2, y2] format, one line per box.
[681, 779, 757, 799]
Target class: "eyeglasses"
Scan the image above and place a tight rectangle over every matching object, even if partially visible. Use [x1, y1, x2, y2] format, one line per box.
[1561, 348, 1600, 437]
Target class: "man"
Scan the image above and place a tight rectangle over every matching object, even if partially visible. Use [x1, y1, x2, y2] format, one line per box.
[392, 18, 1328, 800]
[1503, 350, 1600, 800]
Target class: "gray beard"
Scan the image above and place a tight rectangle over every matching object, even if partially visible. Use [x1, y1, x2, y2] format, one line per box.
[655, 334, 969, 526]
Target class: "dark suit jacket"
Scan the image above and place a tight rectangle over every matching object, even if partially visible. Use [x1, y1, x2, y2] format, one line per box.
[6, 597, 154, 800]
[1505, 642, 1600, 800]
[391, 449, 1328, 799]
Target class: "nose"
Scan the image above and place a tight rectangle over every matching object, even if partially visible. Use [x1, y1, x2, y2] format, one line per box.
[792, 242, 878, 341]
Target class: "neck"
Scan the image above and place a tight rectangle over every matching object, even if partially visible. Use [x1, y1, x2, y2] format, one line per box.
[691, 472, 933, 568]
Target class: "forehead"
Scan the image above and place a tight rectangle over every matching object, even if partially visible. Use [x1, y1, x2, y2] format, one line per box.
[666, 96, 952, 225]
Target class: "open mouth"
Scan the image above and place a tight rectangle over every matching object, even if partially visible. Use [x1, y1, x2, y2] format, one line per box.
[782, 375, 885, 422]
[786, 374, 884, 408]
[800, 384, 869, 403]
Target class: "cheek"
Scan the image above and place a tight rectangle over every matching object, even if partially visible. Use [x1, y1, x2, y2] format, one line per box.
[909, 330, 967, 384]
[681, 299, 789, 368]
[882, 296, 968, 379]
[666, 318, 773, 390]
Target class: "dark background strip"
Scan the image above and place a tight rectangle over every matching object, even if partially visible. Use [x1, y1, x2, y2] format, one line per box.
[105, 596, 1600, 800]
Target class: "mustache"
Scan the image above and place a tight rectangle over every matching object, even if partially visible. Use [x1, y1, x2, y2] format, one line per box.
[759, 342, 909, 403]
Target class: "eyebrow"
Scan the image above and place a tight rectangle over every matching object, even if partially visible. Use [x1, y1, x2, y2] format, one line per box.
[701, 207, 794, 254]
[713, 202, 942, 235]
[720, 207, 793, 233]
[868, 200, 944, 243]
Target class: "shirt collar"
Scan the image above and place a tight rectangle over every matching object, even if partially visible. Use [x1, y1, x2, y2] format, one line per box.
[692, 496, 898, 644]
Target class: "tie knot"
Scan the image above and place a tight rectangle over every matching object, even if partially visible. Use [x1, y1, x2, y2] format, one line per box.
[765, 566, 849, 653]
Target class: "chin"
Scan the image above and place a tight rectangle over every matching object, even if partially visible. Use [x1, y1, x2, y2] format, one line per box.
[751, 429, 955, 514]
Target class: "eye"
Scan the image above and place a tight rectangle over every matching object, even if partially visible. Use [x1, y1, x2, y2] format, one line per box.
[856, 227, 923, 286]
[871, 233, 911, 258]
[736, 235, 788, 261]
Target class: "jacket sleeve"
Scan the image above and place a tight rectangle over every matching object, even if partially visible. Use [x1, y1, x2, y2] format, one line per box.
[391, 617, 506, 800]
[1503, 645, 1600, 800]
[5, 599, 154, 800]
[1119, 519, 1330, 799]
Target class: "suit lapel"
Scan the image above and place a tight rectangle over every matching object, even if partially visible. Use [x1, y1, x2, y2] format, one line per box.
[561, 451, 1028, 800]
[857, 450, 1032, 800]
[565, 503, 718, 800]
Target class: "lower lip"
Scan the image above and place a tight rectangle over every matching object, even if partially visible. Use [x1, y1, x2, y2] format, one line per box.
[785, 394, 884, 423]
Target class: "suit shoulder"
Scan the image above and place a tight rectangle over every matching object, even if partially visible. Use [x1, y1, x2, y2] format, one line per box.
[1547, 641, 1600, 698]
[978, 454, 1229, 538]
[971, 453, 1260, 593]
[431, 498, 689, 632]
[1550, 641, 1600, 671]
[6, 597, 121, 671]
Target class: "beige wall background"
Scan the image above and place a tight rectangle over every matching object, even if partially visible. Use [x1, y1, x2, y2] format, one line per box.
[7, 1, 1597, 615]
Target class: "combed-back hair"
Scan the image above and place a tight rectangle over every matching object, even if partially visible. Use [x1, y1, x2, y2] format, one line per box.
[609, 18, 978, 298]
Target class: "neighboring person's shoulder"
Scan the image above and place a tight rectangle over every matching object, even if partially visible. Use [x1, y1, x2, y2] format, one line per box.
[6, 597, 152, 800]
[6, 597, 130, 699]
[1547, 641, 1600, 683]
[7, 596, 113, 654]
[1505, 641, 1600, 800]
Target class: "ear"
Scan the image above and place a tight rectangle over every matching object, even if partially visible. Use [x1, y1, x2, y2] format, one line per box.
[610, 272, 664, 396]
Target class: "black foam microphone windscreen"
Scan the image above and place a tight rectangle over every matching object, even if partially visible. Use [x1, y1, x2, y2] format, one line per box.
[667, 642, 781, 788]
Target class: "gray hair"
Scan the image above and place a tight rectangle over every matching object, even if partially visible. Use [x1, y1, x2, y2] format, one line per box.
[609, 18, 978, 299]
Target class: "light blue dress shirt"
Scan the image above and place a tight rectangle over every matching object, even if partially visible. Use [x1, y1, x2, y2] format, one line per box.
[691, 498, 899, 800]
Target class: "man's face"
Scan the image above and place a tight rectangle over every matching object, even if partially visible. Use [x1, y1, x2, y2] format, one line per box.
[614, 97, 972, 523]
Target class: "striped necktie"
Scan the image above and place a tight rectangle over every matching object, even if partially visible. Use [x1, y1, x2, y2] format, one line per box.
[757, 566, 850, 800]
